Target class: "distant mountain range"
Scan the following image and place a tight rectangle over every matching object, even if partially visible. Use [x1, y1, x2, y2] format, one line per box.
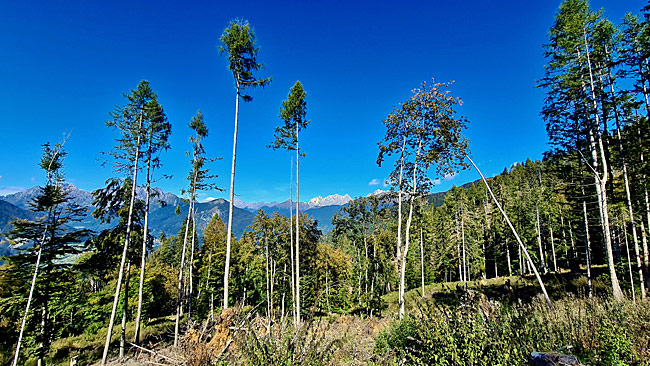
[0, 185, 354, 256]
[0, 183, 472, 257]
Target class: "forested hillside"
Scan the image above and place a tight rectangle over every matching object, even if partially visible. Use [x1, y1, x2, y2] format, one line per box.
[2, 1, 650, 365]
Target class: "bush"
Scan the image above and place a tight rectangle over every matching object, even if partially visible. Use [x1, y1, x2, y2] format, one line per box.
[374, 294, 650, 366]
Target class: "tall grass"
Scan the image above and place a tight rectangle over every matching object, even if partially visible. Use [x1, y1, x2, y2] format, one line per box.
[374, 294, 649, 365]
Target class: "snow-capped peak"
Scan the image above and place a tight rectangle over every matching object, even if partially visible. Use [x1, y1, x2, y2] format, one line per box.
[307, 194, 352, 208]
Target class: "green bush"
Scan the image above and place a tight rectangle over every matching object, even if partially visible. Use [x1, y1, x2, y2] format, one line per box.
[374, 295, 650, 366]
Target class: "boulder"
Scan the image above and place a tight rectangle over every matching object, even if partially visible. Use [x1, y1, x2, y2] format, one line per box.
[530, 351, 580, 366]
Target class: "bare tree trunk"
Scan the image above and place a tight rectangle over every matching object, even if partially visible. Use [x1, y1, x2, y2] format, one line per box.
[518, 243, 523, 275]
[461, 210, 467, 289]
[206, 249, 213, 322]
[120, 261, 131, 359]
[12, 242, 44, 366]
[536, 205, 547, 274]
[396, 136, 406, 319]
[607, 52, 645, 298]
[37, 304, 47, 366]
[582, 198, 593, 298]
[420, 226, 425, 297]
[364, 234, 368, 296]
[135, 146, 152, 344]
[549, 217, 557, 272]
[295, 120, 301, 324]
[583, 32, 623, 299]
[187, 215, 196, 324]
[102, 117, 142, 365]
[281, 262, 287, 323]
[640, 127, 650, 277]
[325, 262, 330, 314]
[289, 159, 296, 324]
[622, 221, 636, 301]
[466, 155, 553, 310]
[174, 197, 194, 347]
[400, 139, 421, 317]
[456, 216, 462, 281]
[224, 81, 240, 310]
[615, 122, 646, 297]
[265, 234, 271, 332]
[506, 239, 512, 276]
[271, 259, 275, 323]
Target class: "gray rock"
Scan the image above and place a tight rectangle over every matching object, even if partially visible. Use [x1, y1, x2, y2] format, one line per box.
[530, 352, 580, 366]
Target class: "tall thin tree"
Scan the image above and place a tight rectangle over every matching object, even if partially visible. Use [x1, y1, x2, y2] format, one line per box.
[219, 19, 271, 309]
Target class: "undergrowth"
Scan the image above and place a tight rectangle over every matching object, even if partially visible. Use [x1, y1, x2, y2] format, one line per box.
[373, 294, 650, 366]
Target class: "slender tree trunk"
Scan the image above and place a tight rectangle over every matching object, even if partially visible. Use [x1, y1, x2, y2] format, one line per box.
[583, 32, 623, 299]
[536, 205, 547, 274]
[295, 120, 301, 324]
[518, 243, 523, 275]
[364, 234, 368, 296]
[400, 139, 420, 317]
[289, 159, 296, 323]
[622, 221, 636, 301]
[12, 242, 44, 366]
[641, 218, 650, 278]
[119, 261, 131, 359]
[568, 219, 577, 264]
[640, 127, 650, 277]
[265, 233, 271, 332]
[37, 304, 46, 366]
[396, 136, 406, 319]
[466, 155, 553, 309]
[281, 262, 286, 323]
[174, 196, 194, 347]
[549, 217, 557, 272]
[456, 216, 462, 282]
[135, 143, 152, 344]
[614, 118, 646, 297]
[325, 262, 330, 314]
[187, 214, 196, 324]
[420, 226, 425, 297]
[506, 239, 512, 276]
[461, 209, 467, 289]
[224, 81, 240, 310]
[206, 249, 213, 322]
[582, 198, 593, 298]
[102, 117, 143, 365]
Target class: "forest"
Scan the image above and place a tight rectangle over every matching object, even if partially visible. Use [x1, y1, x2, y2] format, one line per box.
[2, 0, 650, 365]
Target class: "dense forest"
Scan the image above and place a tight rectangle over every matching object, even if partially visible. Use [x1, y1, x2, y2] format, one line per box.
[2, 0, 650, 365]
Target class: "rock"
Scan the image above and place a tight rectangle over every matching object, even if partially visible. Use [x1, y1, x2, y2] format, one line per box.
[530, 351, 580, 366]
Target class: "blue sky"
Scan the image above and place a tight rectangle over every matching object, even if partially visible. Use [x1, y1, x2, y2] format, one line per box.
[0, 0, 644, 202]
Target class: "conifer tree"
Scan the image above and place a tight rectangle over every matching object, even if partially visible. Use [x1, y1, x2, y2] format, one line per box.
[8, 141, 90, 366]
[270, 80, 309, 322]
[174, 111, 215, 347]
[134, 92, 171, 343]
[101, 81, 157, 364]
[219, 19, 271, 310]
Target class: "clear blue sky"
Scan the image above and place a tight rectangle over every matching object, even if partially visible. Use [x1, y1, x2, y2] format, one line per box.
[0, 0, 644, 202]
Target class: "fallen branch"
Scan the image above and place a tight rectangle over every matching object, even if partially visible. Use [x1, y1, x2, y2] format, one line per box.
[465, 154, 554, 311]
[128, 343, 181, 364]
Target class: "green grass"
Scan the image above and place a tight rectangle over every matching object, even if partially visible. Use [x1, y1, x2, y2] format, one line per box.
[40, 316, 176, 366]
[382, 266, 615, 315]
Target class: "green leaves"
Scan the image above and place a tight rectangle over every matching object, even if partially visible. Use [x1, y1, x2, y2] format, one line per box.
[378, 79, 469, 193]
[220, 19, 272, 94]
[269, 81, 309, 153]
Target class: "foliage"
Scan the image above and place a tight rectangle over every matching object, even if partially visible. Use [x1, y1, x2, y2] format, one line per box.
[374, 296, 650, 365]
